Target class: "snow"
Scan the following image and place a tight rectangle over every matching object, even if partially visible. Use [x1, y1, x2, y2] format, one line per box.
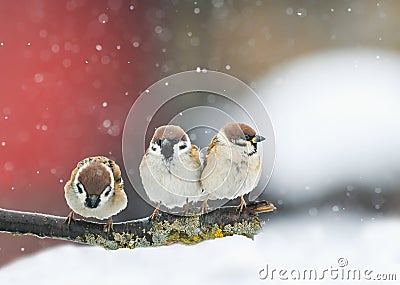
[0, 215, 399, 284]
[258, 48, 400, 202]
[98, 13, 109, 24]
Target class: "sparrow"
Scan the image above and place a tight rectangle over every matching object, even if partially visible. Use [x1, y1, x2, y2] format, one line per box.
[200, 122, 265, 213]
[139, 125, 203, 218]
[64, 156, 128, 233]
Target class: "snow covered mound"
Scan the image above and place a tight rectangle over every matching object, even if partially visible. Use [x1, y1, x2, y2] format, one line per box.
[1, 216, 399, 285]
[258, 48, 400, 201]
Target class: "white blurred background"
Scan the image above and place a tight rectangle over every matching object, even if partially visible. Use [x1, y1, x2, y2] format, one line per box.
[260, 48, 400, 214]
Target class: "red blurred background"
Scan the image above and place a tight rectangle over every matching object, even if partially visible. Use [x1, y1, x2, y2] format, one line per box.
[0, 0, 161, 266]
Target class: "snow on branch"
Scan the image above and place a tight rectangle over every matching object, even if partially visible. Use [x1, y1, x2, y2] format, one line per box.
[0, 201, 276, 250]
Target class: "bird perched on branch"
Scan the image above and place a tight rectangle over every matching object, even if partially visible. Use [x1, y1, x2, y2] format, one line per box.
[64, 156, 127, 233]
[140, 125, 203, 218]
[200, 122, 265, 213]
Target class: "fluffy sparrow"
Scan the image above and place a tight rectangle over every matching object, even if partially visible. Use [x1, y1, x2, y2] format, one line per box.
[64, 156, 127, 233]
[200, 122, 265, 213]
[139, 125, 202, 218]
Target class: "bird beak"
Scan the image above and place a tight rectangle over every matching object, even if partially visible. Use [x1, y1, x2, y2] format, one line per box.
[161, 139, 174, 161]
[85, 194, 100, 208]
[252, 135, 266, 143]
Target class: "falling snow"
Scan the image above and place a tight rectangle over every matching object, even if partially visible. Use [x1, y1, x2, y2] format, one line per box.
[62, 59, 71, 68]
[296, 8, 307, 17]
[98, 13, 109, 24]
[103, 120, 111, 128]
[4, 162, 14, 171]
[154, 26, 163, 34]
[51, 44, 60, 53]
[34, 73, 44, 83]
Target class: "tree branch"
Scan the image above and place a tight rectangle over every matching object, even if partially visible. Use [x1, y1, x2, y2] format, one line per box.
[0, 201, 276, 250]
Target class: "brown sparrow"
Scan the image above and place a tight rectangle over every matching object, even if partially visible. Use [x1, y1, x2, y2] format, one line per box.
[200, 122, 265, 213]
[64, 156, 127, 233]
[139, 125, 202, 218]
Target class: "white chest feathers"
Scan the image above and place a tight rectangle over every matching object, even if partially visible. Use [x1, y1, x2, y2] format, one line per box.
[201, 142, 262, 200]
[139, 151, 203, 209]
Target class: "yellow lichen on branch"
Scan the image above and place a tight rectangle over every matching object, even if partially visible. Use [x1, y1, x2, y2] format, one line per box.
[0, 201, 276, 250]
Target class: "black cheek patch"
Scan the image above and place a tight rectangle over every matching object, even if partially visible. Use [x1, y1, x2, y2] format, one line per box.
[249, 141, 258, 156]
[77, 183, 84, 194]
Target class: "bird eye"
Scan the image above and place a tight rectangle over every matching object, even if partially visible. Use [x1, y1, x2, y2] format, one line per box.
[77, 183, 84, 194]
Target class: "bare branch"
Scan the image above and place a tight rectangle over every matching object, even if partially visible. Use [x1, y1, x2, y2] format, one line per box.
[0, 201, 276, 250]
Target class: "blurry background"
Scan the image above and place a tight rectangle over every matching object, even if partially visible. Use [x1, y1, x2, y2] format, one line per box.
[1, 0, 400, 282]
